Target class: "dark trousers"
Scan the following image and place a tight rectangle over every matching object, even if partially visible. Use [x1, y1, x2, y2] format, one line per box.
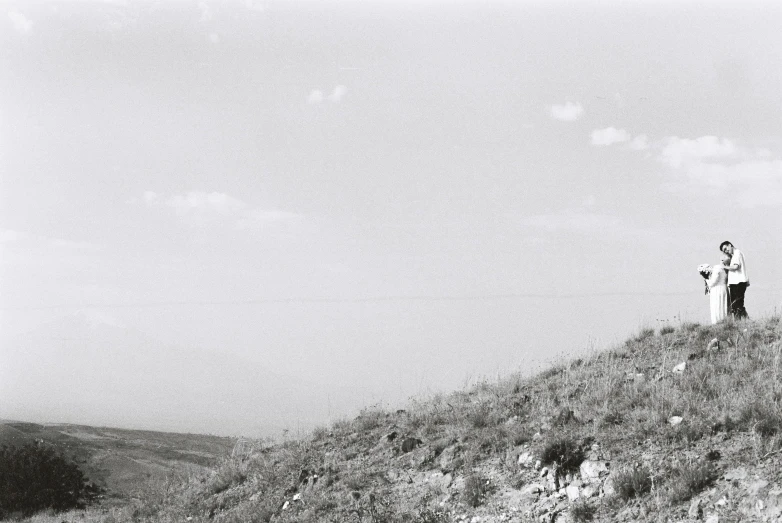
[728, 282, 749, 319]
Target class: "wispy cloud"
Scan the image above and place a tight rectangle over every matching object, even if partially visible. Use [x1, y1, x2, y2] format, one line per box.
[590, 127, 630, 146]
[628, 134, 650, 151]
[328, 85, 347, 102]
[658, 135, 782, 207]
[198, 1, 212, 23]
[550, 102, 583, 122]
[659, 136, 739, 169]
[137, 191, 303, 228]
[8, 9, 33, 34]
[307, 90, 325, 104]
[308, 85, 347, 104]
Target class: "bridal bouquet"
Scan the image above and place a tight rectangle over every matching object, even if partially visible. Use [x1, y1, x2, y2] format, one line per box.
[697, 264, 711, 294]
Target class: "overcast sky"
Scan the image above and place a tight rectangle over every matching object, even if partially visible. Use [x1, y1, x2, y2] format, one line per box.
[1, 0, 781, 435]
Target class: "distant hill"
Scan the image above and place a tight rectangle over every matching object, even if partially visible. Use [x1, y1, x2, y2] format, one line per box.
[0, 420, 234, 503]
[0, 311, 359, 437]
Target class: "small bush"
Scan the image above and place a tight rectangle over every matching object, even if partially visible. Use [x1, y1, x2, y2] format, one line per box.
[460, 473, 493, 508]
[668, 462, 717, 503]
[739, 402, 782, 437]
[612, 466, 652, 501]
[539, 437, 585, 475]
[659, 325, 675, 335]
[0, 443, 100, 519]
[570, 499, 597, 522]
[634, 328, 655, 342]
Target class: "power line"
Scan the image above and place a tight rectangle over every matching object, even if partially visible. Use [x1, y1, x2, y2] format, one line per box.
[3, 288, 777, 311]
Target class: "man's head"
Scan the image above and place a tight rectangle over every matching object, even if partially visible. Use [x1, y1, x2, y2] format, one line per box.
[720, 241, 734, 256]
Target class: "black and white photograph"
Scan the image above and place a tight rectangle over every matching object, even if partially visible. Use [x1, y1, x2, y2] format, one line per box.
[1, 0, 781, 521]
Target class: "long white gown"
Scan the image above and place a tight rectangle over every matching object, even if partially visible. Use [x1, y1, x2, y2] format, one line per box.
[708, 266, 728, 324]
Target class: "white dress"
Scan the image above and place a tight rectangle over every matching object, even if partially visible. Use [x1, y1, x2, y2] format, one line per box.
[708, 266, 728, 324]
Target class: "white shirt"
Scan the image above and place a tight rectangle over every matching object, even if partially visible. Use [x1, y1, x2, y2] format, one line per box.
[728, 249, 749, 285]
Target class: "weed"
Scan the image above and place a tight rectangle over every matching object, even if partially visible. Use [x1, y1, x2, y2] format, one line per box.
[659, 326, 676, 335]
[611, 466, 652, 501]
[539, 437, 584, 475]
[569, 499, 597, 522]
[634, 328, 655, 342]
[667, 462, 717, 503]
[460, 473, 493, 508]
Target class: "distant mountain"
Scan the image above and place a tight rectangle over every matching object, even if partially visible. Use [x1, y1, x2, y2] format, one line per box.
[0, 311, 356, 436]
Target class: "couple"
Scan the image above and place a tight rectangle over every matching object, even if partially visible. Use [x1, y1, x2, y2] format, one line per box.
[698, 241, 750, 325]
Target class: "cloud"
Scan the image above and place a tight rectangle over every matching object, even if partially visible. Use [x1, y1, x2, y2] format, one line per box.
[308, 86, 347, 104]
[628, 134, 650, 151]
[658, 135, 782, 207]
[139, 191, 302, 228]
[328, 85, 347, 103]
[660, 136, 738, 169]
[590, 127, 631, 146]
[307, 90, 325, 104]
[550, 102, 583, 122]
[198, 1, 212, 22]
[209, 32, 220, 44]
[8, 10, 33, 34]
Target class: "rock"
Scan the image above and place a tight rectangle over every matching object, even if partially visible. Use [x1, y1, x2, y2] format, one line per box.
[579, 460, 609, 481]
[688, 498, 702, 519]
[724, 467, 748, 481]
[439, 445, 459, 471]
[669, 416, 684, 426]
[673, 361, 687, 374]
[540, 467, 549, 478]
[581, 485, 598, 498]
[704, 515, 719, 523]
[565, 485, 580, 501]
[534, 459, 542, 470]
[428, 472, 453, 491]
[518, 451, 535, 467]
[602, 477, 616, 497]
[707, 338, 720, 351]
[747, 479, 769, 496]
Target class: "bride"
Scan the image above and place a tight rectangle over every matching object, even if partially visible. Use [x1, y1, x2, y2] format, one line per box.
[698, 255, 731, 324]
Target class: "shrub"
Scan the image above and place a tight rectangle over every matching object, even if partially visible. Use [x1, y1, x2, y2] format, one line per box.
[659, 326, 675, 335]
[668, 462, 717, 503]
[539, 437, 585, 475]
[739, 402, 782, 437]
[0, 443, 100, 519]
[612, 466, 652, 501]
[570, 499, 597, 522]
[634, 328, 655, 342]
[460, 473, 493, 508]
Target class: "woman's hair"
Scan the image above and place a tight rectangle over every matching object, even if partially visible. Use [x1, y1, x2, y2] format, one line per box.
[721, 253, 731, 265]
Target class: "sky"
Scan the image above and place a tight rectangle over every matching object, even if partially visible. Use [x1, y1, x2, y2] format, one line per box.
[1, 0, 781, 436]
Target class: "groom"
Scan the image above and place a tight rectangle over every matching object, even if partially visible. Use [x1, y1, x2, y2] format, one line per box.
[719, 241, 750, 319]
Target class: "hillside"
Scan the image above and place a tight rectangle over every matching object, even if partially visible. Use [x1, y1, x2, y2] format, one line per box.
[15, 316, 782, 523]
[0, 422, 234, 506]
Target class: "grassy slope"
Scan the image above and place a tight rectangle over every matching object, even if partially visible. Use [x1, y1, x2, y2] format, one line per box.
[19, 316, 782, 523]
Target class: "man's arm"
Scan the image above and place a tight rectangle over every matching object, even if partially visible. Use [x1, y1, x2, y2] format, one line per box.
[724, 254, 742, 272]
